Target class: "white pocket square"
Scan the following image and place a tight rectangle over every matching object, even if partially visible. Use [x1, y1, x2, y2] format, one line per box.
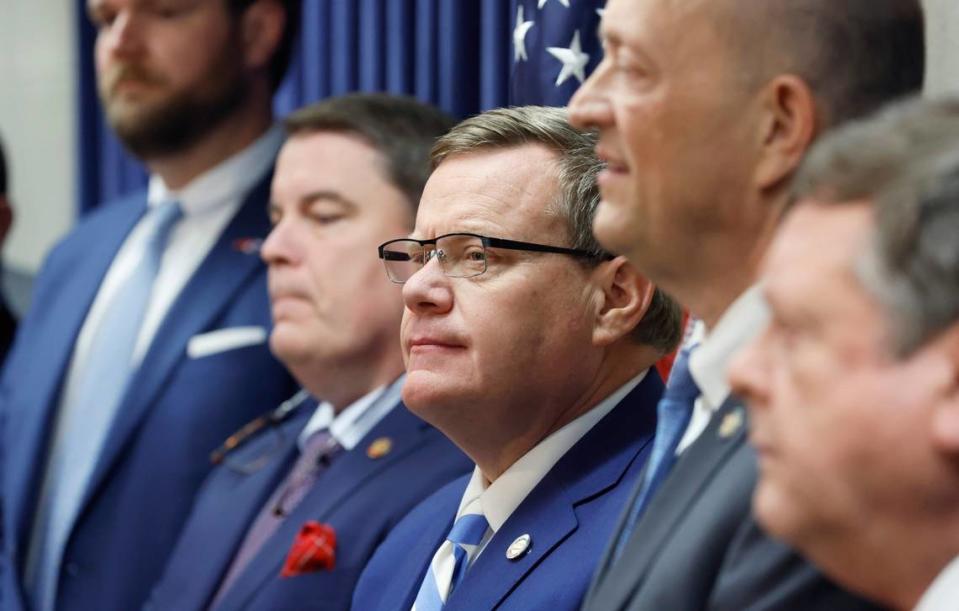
[187, 326, 267, 359]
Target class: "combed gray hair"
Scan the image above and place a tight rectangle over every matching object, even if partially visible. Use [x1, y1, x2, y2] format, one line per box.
[431, 106, 683, 354]
[792, 95, 959, 355]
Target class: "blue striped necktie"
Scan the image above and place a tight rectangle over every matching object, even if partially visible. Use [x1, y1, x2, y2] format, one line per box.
[413, 512, 489, 611]
[611, 343, 700, 561]
[26, 200, 183, 611]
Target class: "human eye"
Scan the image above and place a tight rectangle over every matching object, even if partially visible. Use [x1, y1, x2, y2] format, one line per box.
[88, 4, 116, 29]
[305, 201, 348, 226]
[463, 246, 488, 263]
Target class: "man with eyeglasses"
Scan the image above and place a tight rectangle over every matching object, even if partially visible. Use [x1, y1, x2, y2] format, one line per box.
[352, 106, 682, 611]
[145, 94, 471, 611]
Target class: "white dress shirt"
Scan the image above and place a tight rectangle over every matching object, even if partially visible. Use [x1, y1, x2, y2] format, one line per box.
[57, 124, 284, 425]
[916, 555, 959, 611]
[297, 375, 405, 452]
[453, 370, 648, 563]
[675, 285, 769, 455]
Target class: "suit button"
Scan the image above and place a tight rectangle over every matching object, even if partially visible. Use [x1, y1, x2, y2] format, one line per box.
[64, 562, 80, 577]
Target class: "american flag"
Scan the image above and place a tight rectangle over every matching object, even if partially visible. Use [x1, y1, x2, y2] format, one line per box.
[508, 0, 606, 106]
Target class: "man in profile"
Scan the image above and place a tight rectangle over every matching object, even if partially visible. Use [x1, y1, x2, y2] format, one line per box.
[570, 0, 924, 608]
[148, 93, 470, 611]
[354, 106, 682, 610]
[731, 96, 959, 611]
[0, 1, 300, 609]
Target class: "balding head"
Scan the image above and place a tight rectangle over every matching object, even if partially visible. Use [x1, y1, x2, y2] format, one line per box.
[713, 0, 925, 128]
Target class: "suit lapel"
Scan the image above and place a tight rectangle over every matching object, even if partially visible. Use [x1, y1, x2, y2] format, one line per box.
[177, 405, 309, 610]
[216, 402, 434, 610]
[448, 372, 661, 611]
[596, 396, 748, 610]
[80, 175, 273, 515]
[6, 197, 146, 560]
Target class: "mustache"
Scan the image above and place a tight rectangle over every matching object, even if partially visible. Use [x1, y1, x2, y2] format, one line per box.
[100, 63, 166, 96]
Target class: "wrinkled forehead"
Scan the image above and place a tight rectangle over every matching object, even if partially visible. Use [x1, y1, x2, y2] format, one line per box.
[413, 146, 565, 240]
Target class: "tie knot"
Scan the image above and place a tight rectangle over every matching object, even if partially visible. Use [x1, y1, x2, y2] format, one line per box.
[147, 200, 183, 243]
[447, 513, 488, 547]
[663, 344, 700, 403]
[301, 429, 341, 467]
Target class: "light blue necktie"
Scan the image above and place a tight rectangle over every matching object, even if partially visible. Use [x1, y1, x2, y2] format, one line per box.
[413, 512, 489, 611]
[611, 344, 700, 562]
[26, 200, 183, 611]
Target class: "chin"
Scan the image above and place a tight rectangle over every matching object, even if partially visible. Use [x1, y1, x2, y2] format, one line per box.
[593, 201, 636, 256]
[752, 480, 805, 546]
[401, 371, 467, 421]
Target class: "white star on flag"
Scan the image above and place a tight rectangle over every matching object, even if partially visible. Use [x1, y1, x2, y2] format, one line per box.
[538, 0, 571, 8]
[547, 30, 590, 86]
[513, 5, 536, 62]
[597, 8, 605, 18]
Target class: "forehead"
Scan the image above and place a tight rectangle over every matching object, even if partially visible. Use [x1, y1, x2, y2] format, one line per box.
[272, 132, 398, 204]
[414, 144, 564, 239]
[602, 0, 710, 43]
[763, 202, 877, 313]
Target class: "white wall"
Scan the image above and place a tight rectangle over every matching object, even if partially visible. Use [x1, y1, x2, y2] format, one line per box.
[0, 0, 77, 273]
[0, 0, 958, 276]
[924, 0, 959, 96]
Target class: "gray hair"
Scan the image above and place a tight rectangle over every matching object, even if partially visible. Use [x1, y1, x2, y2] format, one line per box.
[792, 95, 959, 355]
[431, 106, 683, 354]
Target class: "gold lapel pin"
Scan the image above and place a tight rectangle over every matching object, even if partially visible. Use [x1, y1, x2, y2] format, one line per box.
[506, 534, 532, 560]
[718, 408, 745, 439]
[366, 437, 393, 459]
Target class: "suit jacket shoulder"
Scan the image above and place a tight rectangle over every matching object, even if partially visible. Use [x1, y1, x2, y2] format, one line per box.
[354, 371, 664, 611]
[0, 176, 298, 611]
[583, 396, 885, 611]
[148, 400, 471, 611]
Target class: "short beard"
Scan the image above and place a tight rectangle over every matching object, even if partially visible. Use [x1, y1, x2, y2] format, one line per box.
[100, 52, 248, 160]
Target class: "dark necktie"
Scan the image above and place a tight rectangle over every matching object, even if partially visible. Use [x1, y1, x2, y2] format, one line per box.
[213, 428, 342, 603]
[611, 344, 700, 561]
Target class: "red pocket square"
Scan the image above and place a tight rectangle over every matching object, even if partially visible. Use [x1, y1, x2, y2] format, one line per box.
[281, 521, 337, 577]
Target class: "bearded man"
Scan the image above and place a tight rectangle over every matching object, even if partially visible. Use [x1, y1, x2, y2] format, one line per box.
[0, 1, 301, 610]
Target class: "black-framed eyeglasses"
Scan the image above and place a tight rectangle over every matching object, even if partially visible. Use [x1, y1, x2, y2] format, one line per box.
[377, 232, 604, 284]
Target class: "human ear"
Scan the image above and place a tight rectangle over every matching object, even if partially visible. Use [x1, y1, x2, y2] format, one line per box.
[239, 0, 285, 74]
[753, 74, 817, 192]
[928, 324, 959, 455]
[591, 256, 655, 347]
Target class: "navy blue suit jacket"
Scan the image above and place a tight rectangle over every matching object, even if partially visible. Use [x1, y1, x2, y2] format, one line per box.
[0, 175, 297, 611]
[352, 370, 663, 611]
[147, 399, 471, 611]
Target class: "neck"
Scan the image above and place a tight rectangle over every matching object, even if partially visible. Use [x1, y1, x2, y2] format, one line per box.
[666, 202, 779, 328]
[298, 352, 405, 416]
[145, 94, 273, 190]
[469, 344, 659, 482]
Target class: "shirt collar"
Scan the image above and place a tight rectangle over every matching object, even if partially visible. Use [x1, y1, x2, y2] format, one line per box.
[456, 369, 648, 533]
[147, 124, 284, 216]
[917, 555, 959, 611]
[297, 375, 405, 452]
[688, 285, 769, 411]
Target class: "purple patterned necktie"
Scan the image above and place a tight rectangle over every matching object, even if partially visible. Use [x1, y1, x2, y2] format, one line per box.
[212, 428, 342, 604]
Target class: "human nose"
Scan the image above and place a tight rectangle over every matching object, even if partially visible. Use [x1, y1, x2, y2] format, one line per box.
[728, 334, 771, 412]
[569, 62, 614, 131]
[99, 10, 146, 59]
[402, 256, 453, 316]
[260, 217, 301, 267]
